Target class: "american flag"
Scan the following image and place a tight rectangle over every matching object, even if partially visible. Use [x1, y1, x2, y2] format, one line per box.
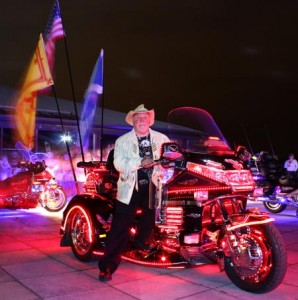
[44, 0, 64, 75]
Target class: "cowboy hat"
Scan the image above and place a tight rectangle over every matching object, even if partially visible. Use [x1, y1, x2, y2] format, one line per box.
[125, 104, 155, 126]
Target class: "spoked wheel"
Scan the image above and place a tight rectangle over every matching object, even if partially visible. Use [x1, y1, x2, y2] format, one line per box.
[263, 201, 287, 214]
[224, 223, 287, 293]
[44, 187, 67, 212]
[69, 206, 95, 261]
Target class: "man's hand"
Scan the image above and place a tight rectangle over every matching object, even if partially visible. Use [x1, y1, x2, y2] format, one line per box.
[141, 157, 154, 168]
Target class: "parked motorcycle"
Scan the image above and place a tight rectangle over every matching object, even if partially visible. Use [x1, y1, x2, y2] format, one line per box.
[254, 173, 298, 216]
[60, 107, 287, 293]
[236, 147, 298, 216]
[0, 160, 67, 212]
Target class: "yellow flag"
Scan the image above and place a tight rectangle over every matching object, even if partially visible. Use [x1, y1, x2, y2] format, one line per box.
[15, 34, 54, 149]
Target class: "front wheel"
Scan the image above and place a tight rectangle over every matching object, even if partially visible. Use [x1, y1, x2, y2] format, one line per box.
[263, 201, 287, 214]
[224, 223, 287, 293]
[44, 187, 67, 212]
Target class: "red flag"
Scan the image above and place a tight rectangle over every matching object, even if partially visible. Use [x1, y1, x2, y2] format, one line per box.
[15, 34, 54, 150]
[44, 0, 64, 77]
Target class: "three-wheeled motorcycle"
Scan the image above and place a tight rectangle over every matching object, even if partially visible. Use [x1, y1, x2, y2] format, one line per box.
[60, 107, 287, 293]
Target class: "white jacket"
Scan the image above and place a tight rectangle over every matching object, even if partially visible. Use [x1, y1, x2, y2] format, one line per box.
[113, 128, 170, 204]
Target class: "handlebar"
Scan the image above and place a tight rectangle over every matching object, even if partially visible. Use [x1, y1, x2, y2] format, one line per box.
[77, 161, 108, 170]
[17, 160, 47, 173]
[145, 158, 184, 169]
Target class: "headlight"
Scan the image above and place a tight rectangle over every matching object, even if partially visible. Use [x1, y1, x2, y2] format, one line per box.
[31, 183, 43, 192]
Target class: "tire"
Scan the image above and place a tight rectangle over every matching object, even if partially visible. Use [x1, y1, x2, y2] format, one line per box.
[263, 201, 287, 214]
[44, 187, 67, 212]
[224, 223, 287, 293]
[69, 206, 95, 261]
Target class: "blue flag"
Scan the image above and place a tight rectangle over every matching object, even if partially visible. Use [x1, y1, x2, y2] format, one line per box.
[80, 49, 104, 152]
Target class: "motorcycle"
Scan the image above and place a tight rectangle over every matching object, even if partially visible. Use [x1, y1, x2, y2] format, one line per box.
[0, 160, 67, 212]
[254, 172, 298, 216]
[236, 147, 298, 216]
[60, 107, 287, 293]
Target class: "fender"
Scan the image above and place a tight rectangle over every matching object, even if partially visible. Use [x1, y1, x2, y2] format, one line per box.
[60, 193, 113, 246]
[227, 209, 275, 231]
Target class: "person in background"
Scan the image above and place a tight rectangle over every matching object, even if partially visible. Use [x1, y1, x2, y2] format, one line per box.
[284, 153, 298, 180]
[98, 104, 170, 282]
[7, 150, 23, 176]
[235, 145, 252, 169]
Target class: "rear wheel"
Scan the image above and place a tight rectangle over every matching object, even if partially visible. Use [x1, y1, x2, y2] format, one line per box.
[69, 206, 95, 261]
[263, 201, 287, 214]
[224, 223, 287, 293]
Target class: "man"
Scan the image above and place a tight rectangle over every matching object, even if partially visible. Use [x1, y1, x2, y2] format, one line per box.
[284, 153, 298, 180]
[98, 104, 170, 281]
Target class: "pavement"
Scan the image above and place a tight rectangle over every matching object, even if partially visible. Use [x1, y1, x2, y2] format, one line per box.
[1, 201, 298, 300]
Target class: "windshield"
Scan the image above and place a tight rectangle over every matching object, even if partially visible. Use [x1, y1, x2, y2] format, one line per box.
[167, 107, 233, 155]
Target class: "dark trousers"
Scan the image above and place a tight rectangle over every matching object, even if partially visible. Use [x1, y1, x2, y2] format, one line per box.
[286, 171, 298, 183]
[98, 180, 155, 273]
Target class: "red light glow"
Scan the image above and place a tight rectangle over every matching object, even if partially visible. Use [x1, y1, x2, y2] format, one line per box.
[61, 205, 93, 243]
[186, 161, 255, 192]
[227, 218, 275, 231]
[161, 256, 167, 262]
[121, 255, 187, 268]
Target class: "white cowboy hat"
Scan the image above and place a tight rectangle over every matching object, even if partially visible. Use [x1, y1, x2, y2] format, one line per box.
[125, 104, 155, 126]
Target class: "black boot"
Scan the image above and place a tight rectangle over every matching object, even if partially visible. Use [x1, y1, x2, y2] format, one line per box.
[99, 268, 112, 282]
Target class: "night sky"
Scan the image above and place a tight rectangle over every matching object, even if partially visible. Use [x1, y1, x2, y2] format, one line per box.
[1, 1, 298, 160]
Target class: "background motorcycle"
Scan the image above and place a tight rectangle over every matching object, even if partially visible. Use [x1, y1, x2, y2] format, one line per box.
[60, 107, 287, 294]
[0, 160, 67, 212]
[236, 147, 298, 216]
[255, 173, 298, 216]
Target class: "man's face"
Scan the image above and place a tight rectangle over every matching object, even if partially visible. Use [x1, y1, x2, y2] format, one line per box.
[133, 112, 150, 136]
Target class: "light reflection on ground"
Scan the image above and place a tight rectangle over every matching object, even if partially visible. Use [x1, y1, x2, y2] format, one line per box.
[0, 206, 64, 220]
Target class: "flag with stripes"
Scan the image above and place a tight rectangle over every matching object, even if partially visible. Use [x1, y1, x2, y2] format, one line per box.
[44, 0, 64, 76]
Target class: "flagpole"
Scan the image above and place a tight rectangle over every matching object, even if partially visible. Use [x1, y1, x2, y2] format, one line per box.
[264, 124, 276, 158]
[100, 50, 104, 162]
[100, 94, 104, 161]
[56, 1, 85, 163]
[52, 85, 79, 193]
[62, 39, 85, 162]
[241, 123, 254, 155]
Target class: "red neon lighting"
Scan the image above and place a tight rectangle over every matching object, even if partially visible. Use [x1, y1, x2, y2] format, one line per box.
[167, 186, 230, 194]
[158, 224, 179, 230]
[227, 218, 275, 231]
[93, 250, 104, 256]
[93, 250, 178, 269]
[120, 255, 187, 268]
[194, 190, 208, 201]
[165, 207, 183, 226]
[186, 162, 255, 192]
[62, 205, 93, 243]
[166, 207, 183, 212]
